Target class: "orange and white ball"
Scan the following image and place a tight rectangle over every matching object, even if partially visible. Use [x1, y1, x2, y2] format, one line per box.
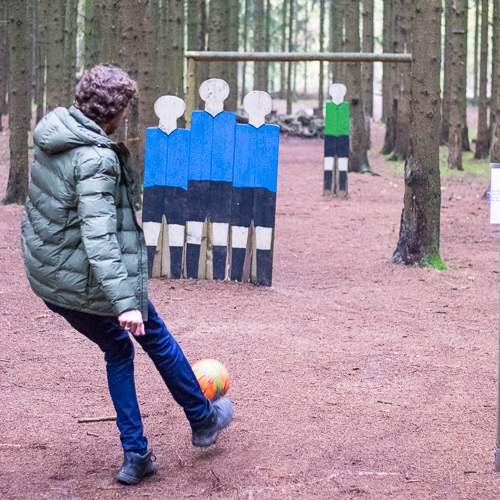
[192, 359, 230, 401]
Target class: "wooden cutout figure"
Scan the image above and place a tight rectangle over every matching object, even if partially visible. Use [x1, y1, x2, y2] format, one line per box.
[186, 78, 235, 280]
[324, 83, 350, 198]
[231, 91, 279, 286]
[143, 95, 189, 278]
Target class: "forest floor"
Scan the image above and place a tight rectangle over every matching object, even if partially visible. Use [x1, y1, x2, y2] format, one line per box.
[1, 116, 500, 499]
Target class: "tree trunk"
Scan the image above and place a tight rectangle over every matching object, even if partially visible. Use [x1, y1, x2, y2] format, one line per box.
[461, 0, 470, 152]
[241, 0, 249, 102]
[4, 0, 31, 205]
[264, 0, 271, 90]
[208, 0, 228, 81]
[63, 0, 78, 106]
[441, 0, 452, 144]
[303, 0, 309, 96]
[254, 0, 266, 89]
[383, 0, 399, 155]
[448, 0, 467, 170]
[45, 0, 65, 111]
[226, 0, 239, 109]
[186, 0, 207, 107]
[99, 0, 120, 64]
[393, 0, 411, 161]
[344, 0, 369, 172]
[33, 0, 47, 123]
[84, 0, 98, 69]
[329, 0, 345, 83]
[473, 0, 480, 103]
[393, 0, 443, 267]
[286, 0, 294, 114]
[0, 0, 9, 131]
[318, 0, 325, 115]
[382, 0, 393, 123]
[492, 0, 500, 163]
[475, 0, 490, 158]
[119, 0, 144, 200]
[361, 0, 374, 117]
[280, 0, 288, 99]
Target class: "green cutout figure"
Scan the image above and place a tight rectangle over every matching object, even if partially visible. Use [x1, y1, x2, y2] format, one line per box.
[323, 83, 350, 198]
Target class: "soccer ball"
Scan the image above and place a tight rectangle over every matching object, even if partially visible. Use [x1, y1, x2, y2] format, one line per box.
[192, 359, 230, 401]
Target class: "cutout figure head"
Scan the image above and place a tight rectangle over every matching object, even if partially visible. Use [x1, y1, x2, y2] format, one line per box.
[199, 79, 230, 116]
[243, 91, 273, 128]
[154, 95, 185, 134]
[329, 83, 347, 105]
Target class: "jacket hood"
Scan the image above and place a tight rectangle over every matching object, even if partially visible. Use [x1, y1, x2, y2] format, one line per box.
[33, 106, 113, 154]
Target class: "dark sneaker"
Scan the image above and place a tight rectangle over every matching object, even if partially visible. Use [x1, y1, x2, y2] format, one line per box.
[191, 397, 233, 448]
[116, 450, 156, 485]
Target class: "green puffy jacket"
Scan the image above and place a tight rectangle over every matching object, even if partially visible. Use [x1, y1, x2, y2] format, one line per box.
[21, 106, 149, 319]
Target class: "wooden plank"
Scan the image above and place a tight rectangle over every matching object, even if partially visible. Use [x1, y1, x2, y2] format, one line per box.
[208, 111, 236, 280]
[231, 124, 255, 282]
[252, 123, 280, 286]
[186, 109, 213, 279]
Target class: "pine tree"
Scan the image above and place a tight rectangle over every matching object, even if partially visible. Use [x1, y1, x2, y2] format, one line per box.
[4, 0, 32, 204]
[393, 0, 443, 267]
[45, 0, 65, 111]
[492, 0, 500, 163]
[344, 0, 370, 172]
[448, 0, 468, 169]
[255, 0, 267, 90]
[475, 0, 490, 158]
[286, 0, 294, 114]
[0, 0, 9, 131]
[361, 0, 374, 117]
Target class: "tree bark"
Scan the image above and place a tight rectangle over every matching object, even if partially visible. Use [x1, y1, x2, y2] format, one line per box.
[286, 0, 294, 114]
[475, 0, 490, 158]
[226, 0, 239, 108]
[280, 0, 288, 99]
[448, 0, 467, 169]
[119, 0, 144, 200]
[4, 0, 31, 205]
[329, 0, 345, 83]
[63, 0, 78, 106]
[492, 0, 500, 163]
[45, 0, 65, 111]
[344, 0, 370, 172]
[208, 0, 229, 81]
[241, 0, 249, 101]
[318, 0, 325, 115]
[393, 0, 443, 267]
[0, 0, 9, 131]
[99, 0, 120, 64]
[254, 0, 266, 90]
[33, 0, 47, 123]
[441, 0, 452, 144]
[382, 0, 393, 124]
[84, 0, 98, 69]
[383, 0, 399, 155]
[393, 0, 411, 161]
[361, 0, 374, 117]
[473, 0, 480, 103]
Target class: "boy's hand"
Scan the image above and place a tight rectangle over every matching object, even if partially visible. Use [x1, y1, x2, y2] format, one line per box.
[118, 310, 145, 337]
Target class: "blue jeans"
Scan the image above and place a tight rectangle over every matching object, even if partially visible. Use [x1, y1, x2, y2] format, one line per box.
[45, 300, 212, 452]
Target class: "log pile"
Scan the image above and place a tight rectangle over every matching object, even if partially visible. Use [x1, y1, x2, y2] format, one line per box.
[236, 109, 325, 138]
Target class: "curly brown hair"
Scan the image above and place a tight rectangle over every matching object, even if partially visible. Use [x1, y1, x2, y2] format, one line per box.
[74, 65, 137, 126]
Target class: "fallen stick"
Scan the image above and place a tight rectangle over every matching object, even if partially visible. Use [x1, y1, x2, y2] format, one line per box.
[77, 414, 149, 424]
[78, 416, 116, 423]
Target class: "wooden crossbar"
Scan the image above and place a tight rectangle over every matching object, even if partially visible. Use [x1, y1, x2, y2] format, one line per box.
[185, 51, 412, 63]
[184, 52, 412, 126]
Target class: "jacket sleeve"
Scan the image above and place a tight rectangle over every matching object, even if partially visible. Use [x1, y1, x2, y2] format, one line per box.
[76, 152, 138, 316]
